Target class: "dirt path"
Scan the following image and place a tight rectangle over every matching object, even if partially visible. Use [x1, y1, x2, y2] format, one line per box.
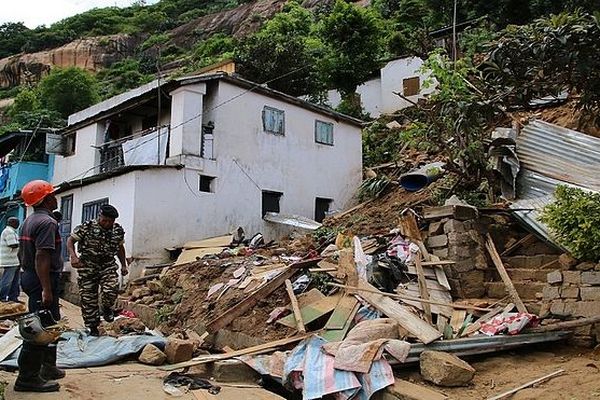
[395, 346, 600, 399]
[2, 346, 600, 399]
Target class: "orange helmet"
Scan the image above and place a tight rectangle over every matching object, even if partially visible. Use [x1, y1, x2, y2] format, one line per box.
[21, 180, 56, 207]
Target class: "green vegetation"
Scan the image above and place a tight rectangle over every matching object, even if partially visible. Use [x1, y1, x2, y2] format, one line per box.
[541, 185, 600, 261]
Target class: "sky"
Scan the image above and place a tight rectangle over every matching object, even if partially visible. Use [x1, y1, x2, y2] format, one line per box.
[0, 0, 159, 29]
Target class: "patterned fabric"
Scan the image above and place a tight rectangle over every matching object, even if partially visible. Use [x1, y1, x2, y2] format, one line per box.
[77, 262, 119, 328]
[72, 220, 124, 264]
[0, 226, 19, 267]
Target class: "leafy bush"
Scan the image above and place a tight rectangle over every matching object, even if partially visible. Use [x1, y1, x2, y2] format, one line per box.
[540, 185, 600, 261]
[358, 176, 391, 201]
[38, 67, 100, 118]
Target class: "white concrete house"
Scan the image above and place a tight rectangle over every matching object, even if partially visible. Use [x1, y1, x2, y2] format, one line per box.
[49, 73, 363, 273]
[327, 56, 436, 118]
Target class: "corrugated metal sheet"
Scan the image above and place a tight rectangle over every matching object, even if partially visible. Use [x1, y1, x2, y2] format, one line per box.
[510, 120, 600, 247]
[263, 212, 322, 230]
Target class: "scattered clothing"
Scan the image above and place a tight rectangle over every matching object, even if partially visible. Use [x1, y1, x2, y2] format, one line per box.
[480, 312, 539, 335]
[0, 225, 20, 267]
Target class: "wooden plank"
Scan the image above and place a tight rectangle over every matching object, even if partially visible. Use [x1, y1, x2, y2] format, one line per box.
[485, 234, 528, 314]
[278, 294, 340, 328]
[396, 285, 453, 318]
[175, 247, 225, 265]
[429, 254, 451, 291]
[321, 298, 360, 342]
[297, 288, 325, 309]
[338, 248, 358, 288]
[160, 334, 309, 371]
[415, 252, 432, 324]
[0, 326, 21, 363]
[207, 267, 294, 333]
[386, 378, 448, 400]
[500, 233, 535, 257]
[284, 279, 306, 333]
[323, 295, 359, 330]
[423, 205, 478, 221]
[356, 280, 442, 344]
[406, 265, 437, 278]
[486, 370, 565, 400]
[450, 310, 467, 335]
[330, 282, 491, 312]
[183, 234, 232, 249]
[422, 260, 456, 266]
[525, 315, 600, 333]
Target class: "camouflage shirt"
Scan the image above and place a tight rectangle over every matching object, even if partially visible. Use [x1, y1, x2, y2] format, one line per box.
[71, 220, 125, 264]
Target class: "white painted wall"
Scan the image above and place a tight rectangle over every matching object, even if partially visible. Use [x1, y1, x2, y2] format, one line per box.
[55, 172, 137, 272]
[51, 123, 103, 185]
[327, 56, 436, 118]
[54, 78, 363, 274]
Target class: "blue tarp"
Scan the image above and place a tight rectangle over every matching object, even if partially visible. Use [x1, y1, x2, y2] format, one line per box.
[1, 331, 166, 369]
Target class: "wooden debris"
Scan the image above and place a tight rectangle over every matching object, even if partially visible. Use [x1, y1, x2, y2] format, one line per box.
[284, 279, 306, 333]
[422, 260, 456, 266]
[500, 233, 535, 257]
[356, 280, 442, 344]
[450, 310, 467, 335]
[321, 296, 360, 342]
[329, 283, 491, 312]
[278, 294, 341, 328]
[415, 252, 433, 324]
[486, 369, 565, 400]
[396, 281, 453, 317]
[183, 235, 232, 249]
[338, 248, 358, 288]
[525, 315, 600, 333]
[460, 305, 508, 337]
[160, 334, 310, 371]
[485, 234, 528, 314]
[0, 326, 21, 363]
[430, 254, 451, 291]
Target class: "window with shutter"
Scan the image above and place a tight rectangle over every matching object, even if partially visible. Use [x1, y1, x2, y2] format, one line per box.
[262, 106, 285, 135]
[315, 120, 334, 145]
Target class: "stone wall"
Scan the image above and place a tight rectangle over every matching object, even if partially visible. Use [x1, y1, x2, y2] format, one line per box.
[541, 256, 600, 346]
[424, 213, 491, 299]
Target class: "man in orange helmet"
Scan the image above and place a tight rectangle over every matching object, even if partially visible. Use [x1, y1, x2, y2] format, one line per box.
[15, 180, 64, 392]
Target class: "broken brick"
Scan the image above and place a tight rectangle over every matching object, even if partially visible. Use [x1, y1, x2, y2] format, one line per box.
[547, 270, 563, 285]
[165, 338, 195, 364]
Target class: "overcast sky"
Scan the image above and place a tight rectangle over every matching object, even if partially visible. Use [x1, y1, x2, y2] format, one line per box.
[1, 0, 159, 28]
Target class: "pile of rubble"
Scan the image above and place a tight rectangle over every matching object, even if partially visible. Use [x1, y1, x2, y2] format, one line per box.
[110, 197, 600, 399]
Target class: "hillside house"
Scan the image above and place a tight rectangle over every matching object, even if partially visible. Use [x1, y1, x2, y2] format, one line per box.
[49, 73, 363, 275]
[326, 56, 436, 118]
[0, 129, 55, 226]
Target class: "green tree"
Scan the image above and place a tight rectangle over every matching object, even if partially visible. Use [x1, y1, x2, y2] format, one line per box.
[235, 2, 323, 97]
[317, 0, 384, 114]
[37, 67, 100, 118]
[0, 22, 33, 58]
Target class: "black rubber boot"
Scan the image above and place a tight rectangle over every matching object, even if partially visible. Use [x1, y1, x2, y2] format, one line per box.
[89, 326, 100, 336]
[102, 308, 115, 323]
[40, 345, 65, 380]
[15, 343, 60, 392]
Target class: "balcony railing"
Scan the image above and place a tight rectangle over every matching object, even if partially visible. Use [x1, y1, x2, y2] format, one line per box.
[98, 125, 170, 174]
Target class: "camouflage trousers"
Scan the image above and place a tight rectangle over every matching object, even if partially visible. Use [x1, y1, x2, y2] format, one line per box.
[77, 261, 118, 328]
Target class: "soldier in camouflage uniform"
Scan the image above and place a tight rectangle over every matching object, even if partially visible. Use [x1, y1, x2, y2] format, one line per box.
[67, 205, 128, 336]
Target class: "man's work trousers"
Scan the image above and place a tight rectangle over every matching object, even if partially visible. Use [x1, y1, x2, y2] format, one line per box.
[77, 262, 118, 328]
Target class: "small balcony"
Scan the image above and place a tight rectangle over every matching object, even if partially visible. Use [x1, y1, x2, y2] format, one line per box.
[98, 125, 170, 174]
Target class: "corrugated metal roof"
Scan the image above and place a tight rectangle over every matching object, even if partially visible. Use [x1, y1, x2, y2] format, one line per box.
[510, 120, 600, 247]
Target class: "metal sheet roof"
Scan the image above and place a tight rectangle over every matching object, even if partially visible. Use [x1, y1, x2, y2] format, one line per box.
[510, 120, 600, 247]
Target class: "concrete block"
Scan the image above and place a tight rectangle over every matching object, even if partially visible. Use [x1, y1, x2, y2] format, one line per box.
[550, 301, 570, 317]
[211, 359, 260, 383]
[576, 262, 596, 271]
[453, 260, 475, 273]
[473, 253, 489, 270]
[559, 253, 578, 270]
[563, 271, 581, 285]
[433, 248, 449, 258]
[459, 270, 486, 298]
[542, 286, 560, 301]
[427, 234, 448, 248]
[447, 232, 473, 247]
[165, 338, 195, 364]
[420, 351, 475, 387]
[574, 301, 600, 318]
[443, 219, 465, 234]
[582, 271, 600, 285]
[560, 286, 579, 299]
[429, 221, 444, 236]
[580, 287, 600, 301]
[547, 270, 563, 285]
[505, 269, 549, 282]
[138, 344, 167, 366]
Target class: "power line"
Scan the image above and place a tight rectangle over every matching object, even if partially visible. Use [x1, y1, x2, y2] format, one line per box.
[58, 65, 311, 186]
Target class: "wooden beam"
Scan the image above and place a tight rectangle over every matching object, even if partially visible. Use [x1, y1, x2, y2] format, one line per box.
[284, 279, 306, 333]
[450, 310, 467, 336]
[486, 370, 564, 400]
[485, 234, 528, 314]
[422, 260, 456, 266]
[525, 315, 600, 333]
[423, 205, 478, 221]
[160, 334, 310, 371]
[500, 233, 535, 257]
[328, 283, 491, 312]
[356, 280, 442, 344]
[207, 267, 294, 333]
[415, 252, 433, 324]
